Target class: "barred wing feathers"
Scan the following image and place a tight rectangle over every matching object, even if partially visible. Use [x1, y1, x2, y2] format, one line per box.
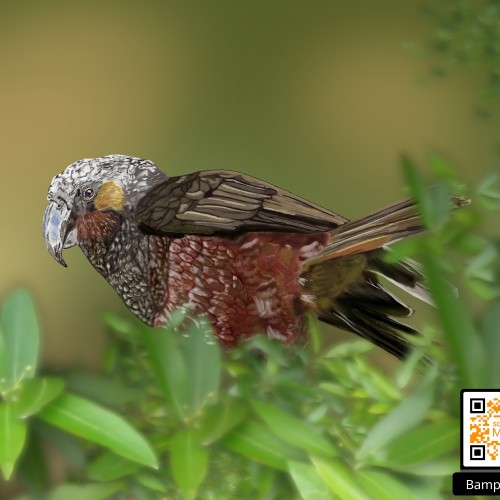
[136, 170, 348, 235]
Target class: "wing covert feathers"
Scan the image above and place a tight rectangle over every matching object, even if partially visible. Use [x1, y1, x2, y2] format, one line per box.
[137, 170, 348, 235]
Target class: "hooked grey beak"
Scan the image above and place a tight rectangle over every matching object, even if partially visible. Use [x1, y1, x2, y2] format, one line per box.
[43, 201, 76, 267]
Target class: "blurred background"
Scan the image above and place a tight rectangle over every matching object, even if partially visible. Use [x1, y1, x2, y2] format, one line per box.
[0, 0, 498, 371]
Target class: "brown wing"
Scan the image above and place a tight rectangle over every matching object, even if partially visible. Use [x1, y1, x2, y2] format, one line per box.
[136, 170, 348, 235]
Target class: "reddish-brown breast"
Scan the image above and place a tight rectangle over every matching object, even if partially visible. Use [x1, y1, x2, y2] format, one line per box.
[156, 232, 329, 348]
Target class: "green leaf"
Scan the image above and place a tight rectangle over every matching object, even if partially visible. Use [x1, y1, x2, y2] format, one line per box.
[142, 318, 221, 420]
[0, 402, 27, 480]
[421, 249, 485, 387]
[170, 428, 208, 499]
[385, 419, 459, 465]
[35, 420, 87, 469]
[403, 478, 443, 500]
[47, 482, 123, 500]
[1, 289, 39, 389]
[428, 152, 461, 190]
[483, 303, 500, 386]
[252, 400, 337, 457]
[38, 393, 157, 468]
[14, 377, 64, 418]
[16, 431, 49, 494]
[355, 360, 401, 401]
[466, 245, 500, 300]
[141, 325, 188, 421]
[311, 457, 370, 500]
[0, 325, 6, 387]
[394, 349, 423, 389]
[357, 470, 416, 500]
[88, 450, 141, 481]
[135, 472, 167, 493]
[401, 155, 433, 229]
[401, 157, 485, 387]
[477, 172, 500, 210]
[65, 372, 137, 408]
[223, 420, 301, 471]
[198, 401, 246, 445]
[308, 314, 321, 355]
[182, 319, 221, 415]
[288, 460, 332, 500]
[428, 180, 452, 228]
[375, 456, 458, 476]
[101, 311, 136, 336]
[404, 456, 458, 476]
[357, 381, 433, 460]
[129, 483, 159, 500]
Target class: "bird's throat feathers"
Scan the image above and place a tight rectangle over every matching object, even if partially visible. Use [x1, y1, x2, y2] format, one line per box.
[77, 210, 122, 245]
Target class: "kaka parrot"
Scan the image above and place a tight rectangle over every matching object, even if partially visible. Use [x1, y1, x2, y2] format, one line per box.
[43, 155, 435, 357]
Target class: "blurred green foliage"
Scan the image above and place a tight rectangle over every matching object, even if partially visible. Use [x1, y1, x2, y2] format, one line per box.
[409, 0, 500, 108]
[0, 156, 499, 499]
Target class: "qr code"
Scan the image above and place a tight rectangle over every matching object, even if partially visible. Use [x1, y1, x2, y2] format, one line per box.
[462, 390, 500, 468]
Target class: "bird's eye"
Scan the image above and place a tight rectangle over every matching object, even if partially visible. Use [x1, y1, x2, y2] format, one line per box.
[83, 188, 95, 200]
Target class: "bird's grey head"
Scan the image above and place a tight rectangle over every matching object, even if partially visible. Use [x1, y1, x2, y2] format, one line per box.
[43, 155, 167, 267]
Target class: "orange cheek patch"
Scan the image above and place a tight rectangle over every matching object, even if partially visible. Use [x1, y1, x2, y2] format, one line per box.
[95, 181, 124, 211]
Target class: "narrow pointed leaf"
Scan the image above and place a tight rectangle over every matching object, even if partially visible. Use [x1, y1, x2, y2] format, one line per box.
[47, 482, 123, 500]
[401, 159, 485, 387]
[14, 377, 64, 418]
[377, 456, 458, 476]
[421, 250, 485, 387]
[0, 325, 6, 387]
[0, 402, 27, 480]
[311, 457, 370, 500]
[35, 420, 87, 469]
[401, 156, 432, 228]
[38, 393, 157, 468]
[88, 450, 141, 481]
[182, 320, 221, 415]
[101, 311, 136, 336]
[357, 382, 433, 460]
[1, 289, 39, 389]
[385, 419, 459, 465]
[288, 460, 332, 500]
[65, 372, 137, 409]
[141, 325, 187, 420]
[252, 400, 337, 457]
[428, 152, 460, 188]
[223, 420, 301, 471]
[483, 303, 500, 386]
[198, 401, 246, 445]
[16, 432, 49, 494]
[428, 181, 452, 228]
[357, 470, 416, 500]
[136, 472, 167, 493]
[170, 428, 208, 499]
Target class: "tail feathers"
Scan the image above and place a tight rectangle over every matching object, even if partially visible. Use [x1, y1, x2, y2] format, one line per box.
[305, 196, 467, 358]
[368, 255, 433, 306]
[340, 271, 413, 317]
[319, 303, 417, 359]
[303, 199, 428, 358]
[315, 270, 420, 359]
[303, 199, 424, 269]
